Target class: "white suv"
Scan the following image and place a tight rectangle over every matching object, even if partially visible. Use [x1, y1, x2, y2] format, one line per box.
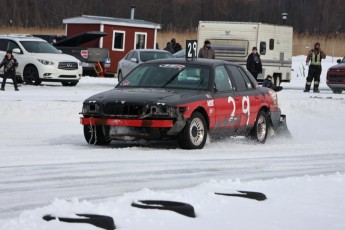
[0, 34, 82, 86]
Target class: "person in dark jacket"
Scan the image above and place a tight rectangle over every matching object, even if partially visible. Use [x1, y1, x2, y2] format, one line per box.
[0, 50, 19, 91]
[303, 42, 326, 93]
[246, 47, 262, 81]
[170, 38, 182, 53]
[262, 75, 283, 92]
[198, 40, 215, 59]
[163, 42, 174, 53]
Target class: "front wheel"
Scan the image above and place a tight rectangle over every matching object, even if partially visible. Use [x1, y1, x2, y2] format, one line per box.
[23, 65, 41, 85]
[178, 111, 207, 149]
[83, 125, 111, 145]
[249, 110, 268, 143]
[118, 71, 123, 82]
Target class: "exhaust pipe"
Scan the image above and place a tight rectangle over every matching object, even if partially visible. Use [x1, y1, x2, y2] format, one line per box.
[130, 5, 135, 19]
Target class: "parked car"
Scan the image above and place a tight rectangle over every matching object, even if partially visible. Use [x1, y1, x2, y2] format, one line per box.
[326, 57, 345, 94]
[117, 49, 173, 81]
[0, 34, 82, 86]
[80, 58, 289, 149]
[172, 49, 186, 58]
[34, 31, 111, 76]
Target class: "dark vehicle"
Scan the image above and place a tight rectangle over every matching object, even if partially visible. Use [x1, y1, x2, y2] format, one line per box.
[80, 58, 289, 149]
[34, 31, 110, 76]
[326, 57, 345, 94]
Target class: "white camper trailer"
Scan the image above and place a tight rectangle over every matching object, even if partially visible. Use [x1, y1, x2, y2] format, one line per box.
[197, 21, 293, 84]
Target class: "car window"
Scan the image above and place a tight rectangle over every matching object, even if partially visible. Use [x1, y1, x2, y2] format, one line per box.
[214, 65, 233, 92]
[227, 65, 247, 91]
[118, 63, 210, 90]
[125, 51, 134, 60]
[20, 41, 60, 53]
[0, 39, 20, 52]
[237, 67, 254, 89]
[140, 52, 173, 62]
[132, 51, 139, 60]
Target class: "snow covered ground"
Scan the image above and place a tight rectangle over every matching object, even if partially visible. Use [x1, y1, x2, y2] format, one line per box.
[0, 56, 345, 230]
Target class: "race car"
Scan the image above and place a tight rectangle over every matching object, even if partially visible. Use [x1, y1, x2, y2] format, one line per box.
[80, 58, 289, 149]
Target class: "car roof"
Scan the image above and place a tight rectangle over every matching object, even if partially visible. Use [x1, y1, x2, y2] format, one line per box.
[0, 34, 47, 42]
[146, 57, 236, 67]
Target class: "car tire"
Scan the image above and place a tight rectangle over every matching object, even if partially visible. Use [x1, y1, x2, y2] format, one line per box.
[178, 111, 207, 149]
[23, 65, 41, 85]
[62, 81, 78, 87]
[83, 124, 111, 145]
[131, 200, 196, 218]
[331, 88, 343, 94]
[249, 110, 268, 143]
[118, 71, 123, 81]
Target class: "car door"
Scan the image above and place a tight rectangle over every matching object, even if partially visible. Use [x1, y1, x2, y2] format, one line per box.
[226, 64, 262, 132]
[213, 65, 241, 133]
[121, 51, 135, 76]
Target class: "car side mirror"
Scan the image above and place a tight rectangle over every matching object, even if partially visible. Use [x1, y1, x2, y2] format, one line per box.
[12, 48, 21, 54]
[130, 57, 138, 63]
[337, 59, 341, 63]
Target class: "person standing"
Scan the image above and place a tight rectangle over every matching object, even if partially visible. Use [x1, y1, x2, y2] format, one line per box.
[0, 50, 19, 91]
[198, 40, 215, 59]
[304, 42, 326, 93]
[170, 38, 182, 53]
[246, 47, 262, 81]
[163, 42, 174, 53]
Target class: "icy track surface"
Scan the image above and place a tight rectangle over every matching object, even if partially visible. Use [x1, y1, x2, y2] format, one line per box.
[1, 56, 345, 220]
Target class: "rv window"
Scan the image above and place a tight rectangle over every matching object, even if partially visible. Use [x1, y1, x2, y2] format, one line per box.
[260, 42, 266, 55]
[209, 39, 248, 58]
[269, 39, 274, 50]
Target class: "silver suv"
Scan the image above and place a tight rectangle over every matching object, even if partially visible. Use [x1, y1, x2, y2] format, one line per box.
[0, 34, 82, 86]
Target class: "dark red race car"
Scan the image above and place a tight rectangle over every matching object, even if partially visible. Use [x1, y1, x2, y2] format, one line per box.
[80, 58, 289, 149]
[326, 57, 345, 94]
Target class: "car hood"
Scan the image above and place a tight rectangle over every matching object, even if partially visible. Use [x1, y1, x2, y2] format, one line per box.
[84, 87, 208, 106]
[329, 63, 345, 70]
[28, 53, 79, 62]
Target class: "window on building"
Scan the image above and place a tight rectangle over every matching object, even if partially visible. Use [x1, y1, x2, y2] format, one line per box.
[135, 32, 147, 49]
[113, 31, 125, 51]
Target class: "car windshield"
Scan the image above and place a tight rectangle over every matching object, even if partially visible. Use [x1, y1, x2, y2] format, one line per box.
[140, 51, 173, 62]
[118, 63, 210, 90]
[20, 41, 61, 54]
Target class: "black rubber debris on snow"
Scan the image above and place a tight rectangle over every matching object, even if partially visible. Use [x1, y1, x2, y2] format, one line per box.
[131, 200, 196, 218]
[215, 190, 267, 201]
[43, 213, 116, 230]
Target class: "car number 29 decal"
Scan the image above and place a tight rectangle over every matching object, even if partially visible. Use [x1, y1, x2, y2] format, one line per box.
[228, 96, 251, 125]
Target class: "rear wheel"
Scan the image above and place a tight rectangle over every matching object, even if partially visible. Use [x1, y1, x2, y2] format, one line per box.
[23, 65, 41, 85]
[83, 125, 111, 145]
[178, 111, 207, 149]
[331, 88, 343, 94]
[249, 110, 268, 143]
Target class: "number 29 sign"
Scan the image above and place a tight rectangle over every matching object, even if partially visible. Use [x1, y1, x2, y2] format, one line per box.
[185, 40, 197, 59]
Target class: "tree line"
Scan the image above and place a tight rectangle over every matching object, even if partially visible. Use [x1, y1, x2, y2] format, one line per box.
[1, 0, 344, 35]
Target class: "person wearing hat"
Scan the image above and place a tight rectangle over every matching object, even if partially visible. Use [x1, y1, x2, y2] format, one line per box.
[198, 40, 215, 59]
[0, 50, 19, 91]
[304, 42, 326, 93]
[262, 75, 283, 92]
[246, 46, 262, 81]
